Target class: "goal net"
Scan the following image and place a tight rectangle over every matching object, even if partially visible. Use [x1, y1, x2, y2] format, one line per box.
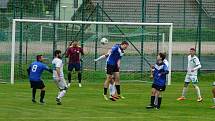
[10, 19, 173, 84]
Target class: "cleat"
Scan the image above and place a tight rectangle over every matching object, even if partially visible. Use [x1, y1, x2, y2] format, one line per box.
[118, 95, 125, 99]
[103, 95, 108, 101]
[56, 98, 62, 105]
[177, 96, 186, 101]
[32, 99, 37, 103]
[210, 105, 215, 108]
[111, 95, 119, 99]
[109, 95, 117, 101]
[78, 83, 82, 87]
[197, 97, 203, 102]
[67, 83, 71, 87]
[146, 105, 154, 109]
[39, 100, 45, 105]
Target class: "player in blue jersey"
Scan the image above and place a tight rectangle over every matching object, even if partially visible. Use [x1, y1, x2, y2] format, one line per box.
[27, 55, 52, 104]
[103, 41, 129, 100]
[146, 53, 169, 110]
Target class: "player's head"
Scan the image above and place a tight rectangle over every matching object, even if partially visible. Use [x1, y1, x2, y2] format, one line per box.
[120, 41, 129, 50]
[72, 40, 79, 47]
[190, 48, 196, 56]
[54, 50, 62, 58]
[36, 55, 43, 62]
[157, 53, 166, 64]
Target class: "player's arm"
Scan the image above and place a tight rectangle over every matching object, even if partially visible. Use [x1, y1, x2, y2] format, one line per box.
[192, 58, 201, 71]
[44, 64, 53, 73]
[159, 65, 169, 76]
[150, 65, 155, 79]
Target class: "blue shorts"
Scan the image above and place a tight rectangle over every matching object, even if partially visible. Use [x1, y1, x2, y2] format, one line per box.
[68, 63, 81, 71]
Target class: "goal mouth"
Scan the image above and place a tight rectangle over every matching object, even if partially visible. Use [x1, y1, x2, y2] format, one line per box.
[11, 19, 173, 85]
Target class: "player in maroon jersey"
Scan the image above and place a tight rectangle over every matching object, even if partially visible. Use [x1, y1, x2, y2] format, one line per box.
[66, 40, 84, 87]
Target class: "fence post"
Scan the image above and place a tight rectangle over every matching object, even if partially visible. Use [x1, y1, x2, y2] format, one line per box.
[156, 4, 160, 55]
[141, 0, 146, 80]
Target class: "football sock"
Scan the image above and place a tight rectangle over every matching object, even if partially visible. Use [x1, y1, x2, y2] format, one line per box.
[40, 90, 45, 102]
[78, 73, 82, 83]
[154, 96, 158, 106]
[68, 72, 71, 83]
[157, 97, 162, 108]
[57, 90, 66, 99]
[115, 85, 120, 95]
[150, 96, 155, 106]
[104, 88, 108, 95]
[182, 87, 187, 97]
[109, 83, 116, 96]
[194, 85, 201, 98]
[32, 88, 36, 99]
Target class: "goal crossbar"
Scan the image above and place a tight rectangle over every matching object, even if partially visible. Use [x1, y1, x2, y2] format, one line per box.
[11, 19, 173, 85]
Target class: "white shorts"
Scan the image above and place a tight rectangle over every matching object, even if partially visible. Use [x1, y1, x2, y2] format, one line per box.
[185, 74, 198, 84]
[213, 82, 215, 86]
[54, 78, 68, 90]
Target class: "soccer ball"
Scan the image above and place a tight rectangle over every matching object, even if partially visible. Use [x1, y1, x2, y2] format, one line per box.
[100, 37, 108, 45]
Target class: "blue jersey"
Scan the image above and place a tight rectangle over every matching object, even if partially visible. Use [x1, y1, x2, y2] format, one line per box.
[153, 62, 169, 86]
[107, 44, 124, 65]
[28, 61, 50, 81]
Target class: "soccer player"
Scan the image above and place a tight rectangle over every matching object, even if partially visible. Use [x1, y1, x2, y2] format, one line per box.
[103, 41, 129, 100]
[146, 53, 169, 110]
[177, 48, 203, 102]
[211, 82, 215, 108]
[52, 50, 68, 105]
[66, 40, 84, 87]
[94, 50, 118, 100]
[27, 55, 52, 104]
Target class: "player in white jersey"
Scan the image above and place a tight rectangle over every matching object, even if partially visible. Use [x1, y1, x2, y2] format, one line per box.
[52, 50, 68, 105]
[211, 82, 215, 108]
[177, 48, 203, 102]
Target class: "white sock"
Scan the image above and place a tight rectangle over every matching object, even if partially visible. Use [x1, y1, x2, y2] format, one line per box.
[213, 98, 215, 105]
[57, 90, 66, 99]
[109, 83, 116, 96]
[194, 85, 201, 98]
[154, 96, 158, 106]
[182, 87, 187, 97]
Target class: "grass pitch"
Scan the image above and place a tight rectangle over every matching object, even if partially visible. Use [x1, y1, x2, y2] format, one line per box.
[0, 72, 214, 121]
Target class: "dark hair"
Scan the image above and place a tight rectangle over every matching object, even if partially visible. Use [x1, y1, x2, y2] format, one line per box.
[121, 41, 129, 45]
[54, 50, 61, 56]
[36, 55, 43, 61]
[158, 53, 166, 61]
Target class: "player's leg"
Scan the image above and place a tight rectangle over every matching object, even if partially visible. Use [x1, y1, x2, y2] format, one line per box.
[104, 64, 113, 100]
[114, 72, 125, 99]
[75, 63, 82, 87]
[191, 75, 202, 102]
[146, 85, 156, 109]
[39, 81, 46, 104]
[67, 64, 74, 87]
[30, 81, 37, 103]
[55, 78, 68, 105]
[155, 85, 166, 109]
[211, 82, 215, 108]
[177, 75, 190, 100]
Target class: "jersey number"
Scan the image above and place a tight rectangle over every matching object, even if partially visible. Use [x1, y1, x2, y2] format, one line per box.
[32, 65, 38, 72]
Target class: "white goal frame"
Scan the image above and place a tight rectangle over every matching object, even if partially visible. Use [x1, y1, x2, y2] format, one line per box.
[11, 19, 173, 85]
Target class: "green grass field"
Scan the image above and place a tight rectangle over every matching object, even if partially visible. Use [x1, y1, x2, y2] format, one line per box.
[0, 72, 214, 121]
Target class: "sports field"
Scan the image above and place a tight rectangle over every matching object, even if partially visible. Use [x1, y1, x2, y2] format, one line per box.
[0, 72, 214, 121]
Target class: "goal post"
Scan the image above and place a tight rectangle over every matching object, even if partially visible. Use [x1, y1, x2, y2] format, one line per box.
[11, 19, 173, 85]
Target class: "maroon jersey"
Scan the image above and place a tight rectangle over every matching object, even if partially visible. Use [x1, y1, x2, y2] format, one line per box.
[66, 46, 84, 64]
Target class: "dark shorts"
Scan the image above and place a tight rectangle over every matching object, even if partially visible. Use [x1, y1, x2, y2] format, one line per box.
[68, 63, 81, 71]
[30, 81, 45, 89]
[152, 84, 166, 91]
[106, 64, 119, 75]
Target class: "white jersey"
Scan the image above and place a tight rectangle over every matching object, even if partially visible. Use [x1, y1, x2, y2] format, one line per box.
[163, 59, 169, 70]
[187, 55, 201, 76]
[52, 58, 64, 79]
